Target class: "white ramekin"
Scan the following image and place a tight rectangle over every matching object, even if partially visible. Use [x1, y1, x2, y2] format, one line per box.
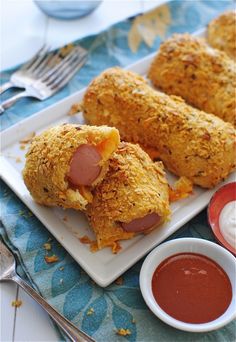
[140, 238, 236, 332]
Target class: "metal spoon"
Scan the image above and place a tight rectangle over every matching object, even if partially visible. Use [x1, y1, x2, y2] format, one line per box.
[0, 240, 95, 342]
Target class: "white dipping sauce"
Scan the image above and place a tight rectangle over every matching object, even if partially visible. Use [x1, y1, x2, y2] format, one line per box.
[219, 201, 236, 249]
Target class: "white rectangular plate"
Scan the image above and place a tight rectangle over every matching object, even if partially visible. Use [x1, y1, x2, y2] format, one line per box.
[1, 28, 235, 287]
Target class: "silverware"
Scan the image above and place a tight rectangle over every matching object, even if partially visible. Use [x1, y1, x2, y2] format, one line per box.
[0, 240, 95, 342]
[0, 45, 50, 94]
[0, 45, 88, 114]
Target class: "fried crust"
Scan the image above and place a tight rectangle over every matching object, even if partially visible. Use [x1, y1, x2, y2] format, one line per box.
[23, 123, 120, 210]
[148, 34, 236, 126]
[83, 67, 236, 188]
[207, 11, 236, 61]
[86, 142, 170, 252]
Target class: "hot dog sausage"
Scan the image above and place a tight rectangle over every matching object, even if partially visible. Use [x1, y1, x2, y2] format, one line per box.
[68, 144, 102, 186]
[121, 213, 161, 232]
[86, 142, 170, 252]
[23, 124, 120, 210]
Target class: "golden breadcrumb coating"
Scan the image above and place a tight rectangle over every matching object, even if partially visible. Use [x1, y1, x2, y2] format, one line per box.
[23, 123, 120, 210]
[207, 10, 236, 61]
[83, 67, 236, 188]
[86, 142, 170, 253]
[169, 176, 193, 202]
[148, 34, 236, 126]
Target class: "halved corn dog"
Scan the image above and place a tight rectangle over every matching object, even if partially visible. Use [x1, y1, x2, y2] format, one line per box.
[23, 123, 120, 210]
[86, 142, 170, 253]
[148, 34, 236, 126]
[83, 67, 236, 188]
[207, 11, 236, 61]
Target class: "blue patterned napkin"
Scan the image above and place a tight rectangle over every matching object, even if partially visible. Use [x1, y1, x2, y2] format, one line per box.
[1, 1, 235, 341]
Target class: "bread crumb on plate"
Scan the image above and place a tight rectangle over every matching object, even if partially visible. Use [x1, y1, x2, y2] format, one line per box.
[79, 235, 98, 252]
[169, 176, 193, 202]
[11, 300, 22, 308]
[19, 132, 36, 144]
[68, 102, 83, 116]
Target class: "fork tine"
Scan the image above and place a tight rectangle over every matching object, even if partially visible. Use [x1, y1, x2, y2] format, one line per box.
[42, 51, 78, 84]
[45, 51, 61, 65]
[39, 50, 63, 77]
[44, 46, 87, 81]
[49, 57, 80, 86]
[50, 54, 87, 92]
[76, 46, 88, 56]
[52, 57, 87, 92]
[47, 52, 87, 87]
[41, 47, 83, 82]
[36, 51, 61, 79]
[45, 50, 86, 86]
[32, 52, 56, 77]
[21, 44, 48, 71]
[27, 45, 51, 73]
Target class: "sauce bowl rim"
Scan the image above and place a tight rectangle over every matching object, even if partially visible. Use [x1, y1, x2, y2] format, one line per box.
[207, 182, 236, 255]
[140, 237, 236, 332]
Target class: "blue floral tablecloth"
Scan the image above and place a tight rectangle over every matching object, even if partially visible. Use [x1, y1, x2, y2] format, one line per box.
[1, 1, 235, 341]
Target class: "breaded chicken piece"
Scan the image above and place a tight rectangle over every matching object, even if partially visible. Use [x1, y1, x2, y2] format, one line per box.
[83, 67, 236, 188]
[148, 34, 236, 126]
[86, 142, 170, 253]
[207, 11, 236, 61]
[23, 124, 120, 210]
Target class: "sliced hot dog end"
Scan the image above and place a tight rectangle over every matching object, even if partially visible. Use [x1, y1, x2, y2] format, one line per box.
[121, 212, 161, 233]
[68, 144, 102, 186]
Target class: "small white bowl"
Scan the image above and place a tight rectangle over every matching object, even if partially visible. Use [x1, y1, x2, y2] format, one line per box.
[140, 238, 236, 332]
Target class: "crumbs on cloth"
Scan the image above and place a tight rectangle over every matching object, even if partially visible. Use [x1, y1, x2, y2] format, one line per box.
[43, 242, 52, 251]
[87, 307, 95, 316]
[116, 328, 131, 336]
[115, 276, 123, 285]
[44, 255, 59, 263]
[128, 4, 171, 53]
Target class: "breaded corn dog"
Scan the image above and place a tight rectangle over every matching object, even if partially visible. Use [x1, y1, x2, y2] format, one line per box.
[23, 123, 120, 210]
[148, 34, 236, 126]
[86, 142, 170, 253]
[207, 11, 236, 61]
[83, 67, 236, 188]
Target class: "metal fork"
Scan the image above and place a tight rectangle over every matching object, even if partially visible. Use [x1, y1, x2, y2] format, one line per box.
[0, 239, 95, 342]
[0, 45, 88, 114]
[0, 45, 51, 94]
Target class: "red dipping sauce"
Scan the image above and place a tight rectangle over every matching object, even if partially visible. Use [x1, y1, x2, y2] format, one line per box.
[152, 253, 232, 324]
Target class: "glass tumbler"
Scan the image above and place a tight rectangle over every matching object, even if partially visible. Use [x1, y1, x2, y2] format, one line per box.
[34, 1, 102, 20]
